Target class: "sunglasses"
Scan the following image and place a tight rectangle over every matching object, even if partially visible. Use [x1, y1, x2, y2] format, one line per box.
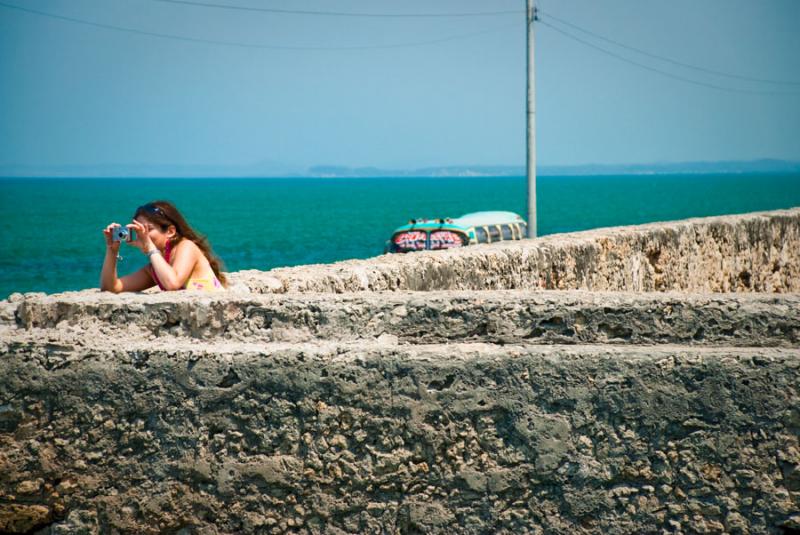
[137, 203, 176, 229]
[138, 203, 165, 217]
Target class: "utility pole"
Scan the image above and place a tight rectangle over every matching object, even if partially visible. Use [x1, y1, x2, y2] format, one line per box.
[526, 0, 537, 238]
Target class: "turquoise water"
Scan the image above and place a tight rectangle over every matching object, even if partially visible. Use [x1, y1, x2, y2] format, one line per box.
[1, 174, 799, 299]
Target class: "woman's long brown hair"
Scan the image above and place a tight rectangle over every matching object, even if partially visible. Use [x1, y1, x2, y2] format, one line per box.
[134, 200, 228, 288]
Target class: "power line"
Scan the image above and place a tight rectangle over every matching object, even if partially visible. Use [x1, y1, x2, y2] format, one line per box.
[6, 0, 794, 94]
[538, 20, 800, 96]
[0, 1, 517, 51]
[540, 10, 800, 86]
[153, 0, 524, 18]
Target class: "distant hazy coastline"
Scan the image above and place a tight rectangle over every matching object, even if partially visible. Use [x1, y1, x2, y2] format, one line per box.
[2, 159, 799, 179]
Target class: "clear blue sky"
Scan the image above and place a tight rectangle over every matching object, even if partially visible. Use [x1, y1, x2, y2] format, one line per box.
[1, 0, 799, 174]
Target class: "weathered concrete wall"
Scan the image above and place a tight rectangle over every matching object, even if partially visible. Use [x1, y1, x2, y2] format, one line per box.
[1, 208, 800, 534]
[8, 290, 800, 347]
[2, 289, 800, 534]
[231, 208, 800, 294]
[1, 339, 799, 534]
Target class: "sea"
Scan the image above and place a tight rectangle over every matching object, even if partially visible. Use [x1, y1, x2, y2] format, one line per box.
[1, 173, 799, 299]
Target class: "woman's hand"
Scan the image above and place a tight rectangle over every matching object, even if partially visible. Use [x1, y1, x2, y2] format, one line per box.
[103, 223, 122, 253]
[127, 220, 155, 254]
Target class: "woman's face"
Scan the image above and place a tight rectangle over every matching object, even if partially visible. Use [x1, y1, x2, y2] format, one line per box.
[135, 216, 175, 249]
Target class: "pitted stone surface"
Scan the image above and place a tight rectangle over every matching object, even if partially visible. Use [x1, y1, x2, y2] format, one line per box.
[1, 341, 799, 534]
[6, 290, 800, 347]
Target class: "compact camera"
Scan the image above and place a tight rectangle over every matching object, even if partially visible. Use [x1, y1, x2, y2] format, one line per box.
[112, 225, 136, 242]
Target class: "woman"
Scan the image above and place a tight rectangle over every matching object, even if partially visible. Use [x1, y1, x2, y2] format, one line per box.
[100, 201, 227, 292]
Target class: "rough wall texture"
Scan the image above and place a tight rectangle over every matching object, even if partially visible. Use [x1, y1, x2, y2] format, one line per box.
[2, 339, 799, 535]
[230, 208, 800, 294]
[8, 291, 800, 348]
[1, 208, 800, 534]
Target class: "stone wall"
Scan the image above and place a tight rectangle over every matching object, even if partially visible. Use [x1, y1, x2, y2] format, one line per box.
[9, 291, 800, 348]
[1, 208, 799, 534]
[231, 208, 800, 294]
[2, 338, 799, 534]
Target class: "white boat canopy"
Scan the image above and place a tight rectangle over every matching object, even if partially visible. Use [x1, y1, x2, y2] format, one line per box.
[450, 211, 526, 229]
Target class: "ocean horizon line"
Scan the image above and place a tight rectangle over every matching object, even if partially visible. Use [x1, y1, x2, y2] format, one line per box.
[2, 158, 800, 179]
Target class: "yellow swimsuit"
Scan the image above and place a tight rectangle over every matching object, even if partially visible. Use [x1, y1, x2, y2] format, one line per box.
[150, 241, 224, 292]
[184, 276, 224, 291]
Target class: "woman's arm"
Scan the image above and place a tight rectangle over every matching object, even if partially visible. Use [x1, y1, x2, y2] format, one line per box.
[147, 240, 199, 291]
[100, 223, 156, 293]
[100, 245, 121, 292]
[102, 264, 156, 293]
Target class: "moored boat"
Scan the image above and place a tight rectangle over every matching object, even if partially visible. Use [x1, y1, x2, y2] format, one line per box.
[385, 211, 528, 253]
